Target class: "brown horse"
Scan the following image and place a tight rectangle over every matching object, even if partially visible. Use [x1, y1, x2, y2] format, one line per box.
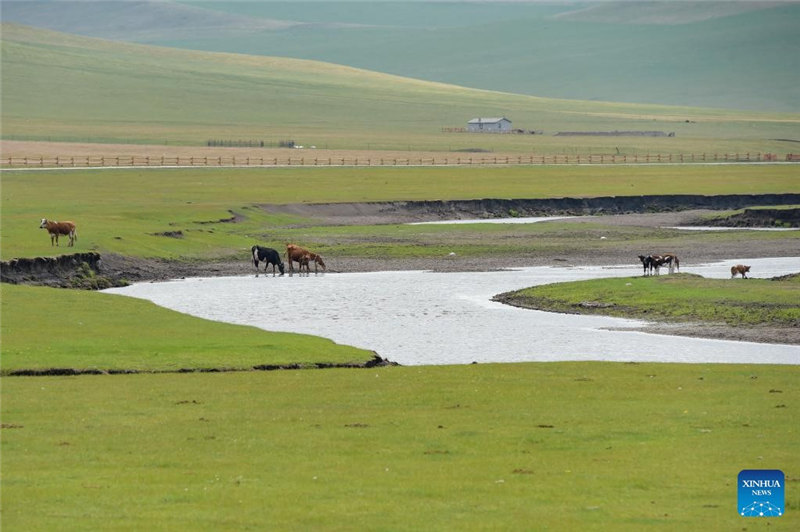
[731, 264, 750, 278]
[286, 244, 326, 274]
[40, 218, 77, 247]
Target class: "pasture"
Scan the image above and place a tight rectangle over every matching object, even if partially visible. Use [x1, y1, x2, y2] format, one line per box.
[3, 166, 799, 529]
[2, 364, 798, 530]
[0, 283, 374, 374]
[498, 273, 800, 328]
[3, 163, 798, 528]
[2, 23, 799, 154]
[3, 1, 799, 112]
[2, 4, 799, 528]
[2, 164, 799, 260]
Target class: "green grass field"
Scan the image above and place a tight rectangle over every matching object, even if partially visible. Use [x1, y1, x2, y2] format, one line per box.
[2, 23, 799, 154]
[4, 1, 798, 111]
[498, 273, 800, 327]
[0, 283, 374, 374]
[2, 10, 799, 529]
[3, 164, 799, 260]
[3, 163, 798, 528]
[2, 364, 798, 530]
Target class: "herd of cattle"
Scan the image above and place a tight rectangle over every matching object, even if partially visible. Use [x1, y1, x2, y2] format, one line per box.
[39, 217, 752, 279]
[639, 252, 751, 279]
[252, 243, 326, 276]
[637, 253, 680, 276]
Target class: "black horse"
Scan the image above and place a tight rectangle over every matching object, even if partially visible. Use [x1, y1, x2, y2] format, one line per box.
[252, 245, 285, 276]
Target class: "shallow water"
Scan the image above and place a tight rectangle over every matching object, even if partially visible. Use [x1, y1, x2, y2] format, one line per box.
[105, 257, 800, 366]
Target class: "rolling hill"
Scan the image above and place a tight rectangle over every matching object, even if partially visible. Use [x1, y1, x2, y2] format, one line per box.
[1, 22, 798, 153]
[2, 0, 798, 112]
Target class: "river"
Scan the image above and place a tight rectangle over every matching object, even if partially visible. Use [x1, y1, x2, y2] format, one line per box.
[105, 257, 800, 366]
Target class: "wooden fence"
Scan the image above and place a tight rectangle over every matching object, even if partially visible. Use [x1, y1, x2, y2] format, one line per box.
[0, 152, 793, 169]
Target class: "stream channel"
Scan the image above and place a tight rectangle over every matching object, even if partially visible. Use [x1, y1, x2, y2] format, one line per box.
[105, 257, 800, 366]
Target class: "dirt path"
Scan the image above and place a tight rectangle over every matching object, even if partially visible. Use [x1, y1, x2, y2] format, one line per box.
[0, 140, 518, 165]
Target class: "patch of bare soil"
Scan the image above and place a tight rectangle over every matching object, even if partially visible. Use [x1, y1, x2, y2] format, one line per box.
[629, 322, 800, 346]
[0, 140, 515, 163]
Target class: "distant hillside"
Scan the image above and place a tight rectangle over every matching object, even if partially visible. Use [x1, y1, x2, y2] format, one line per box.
[1, 0, 798, 111]
[553, 1, 785, 24]
[2, 23, 798, 153]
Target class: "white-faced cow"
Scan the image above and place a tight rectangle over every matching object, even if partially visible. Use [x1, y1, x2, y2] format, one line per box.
[251, 245, 284, 276]
[40, 218, 77, 247]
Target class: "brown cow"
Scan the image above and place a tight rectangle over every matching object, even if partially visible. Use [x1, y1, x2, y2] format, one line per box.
[286, 243, 326, 274]
[40, 218, 77, 247]
[731, 264, 750, 279]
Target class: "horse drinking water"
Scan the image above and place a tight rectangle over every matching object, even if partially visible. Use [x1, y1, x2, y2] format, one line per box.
[40, 218, 77, 247]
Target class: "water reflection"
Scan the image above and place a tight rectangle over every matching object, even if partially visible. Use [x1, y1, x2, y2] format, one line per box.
[105, 258, 800, 366]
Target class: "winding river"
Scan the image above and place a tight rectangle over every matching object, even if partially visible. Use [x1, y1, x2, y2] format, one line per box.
[105, 257, 800, 366]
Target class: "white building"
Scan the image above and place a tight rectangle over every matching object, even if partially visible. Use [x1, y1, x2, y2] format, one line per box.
[467, 117, 512, 133]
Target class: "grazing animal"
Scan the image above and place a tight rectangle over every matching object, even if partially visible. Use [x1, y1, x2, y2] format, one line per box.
[731, 264, 751, 279]
[638, 254, 666, 276]
[39, 218, 77, 247]
[638, 255, 653, 276]
[298, 253, 312, 274]
[251, 245, 284, 276]
[286, 244, 326, 274]
[661, 253, 680, 274]
[638, 254, 678, 276]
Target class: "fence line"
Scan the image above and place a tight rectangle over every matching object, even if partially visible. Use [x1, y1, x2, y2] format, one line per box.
[0, 152, 794, 169]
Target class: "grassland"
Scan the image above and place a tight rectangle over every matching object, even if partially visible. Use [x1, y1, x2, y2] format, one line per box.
[4, 1, 798, 111]
[0, 283, 375, 374]
[2, 10, 799, 529]
[497, 273, 800, 328]
[2, 364, 798, 531]
[2, 23, 799, 154]
[3, 164, 799, 261]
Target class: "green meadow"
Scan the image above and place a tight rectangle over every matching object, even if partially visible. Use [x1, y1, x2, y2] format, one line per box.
[2, 6, 800, 529]
[0, 283, 373, 374]
[2, 164, 799, 260]
[2, 23, 799, 154]
[4, 1, 799, 111]
[499, 273, 800, 327]
[2, 364, 798, 531]
[3, 162, 799, 529]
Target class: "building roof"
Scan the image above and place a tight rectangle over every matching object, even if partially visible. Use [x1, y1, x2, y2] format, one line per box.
[468, 117, 510, 124]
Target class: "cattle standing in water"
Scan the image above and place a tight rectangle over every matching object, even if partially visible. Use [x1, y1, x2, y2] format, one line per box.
[298, 254, 311, 275]
[40, 218, 77, 247]
[286, 244, 326, 274]
[731, 264, 751, 279]
[251, 245, 284, 276]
